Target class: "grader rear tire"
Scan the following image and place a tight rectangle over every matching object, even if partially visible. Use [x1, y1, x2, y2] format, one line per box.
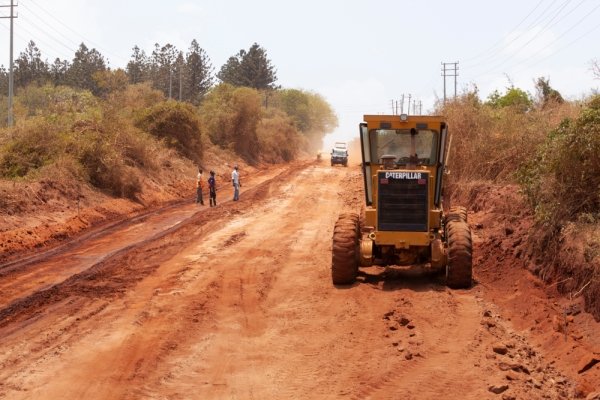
[446, 219, 473, 289]
[331, 213, 359, 285]
[445, 206, 468, 224]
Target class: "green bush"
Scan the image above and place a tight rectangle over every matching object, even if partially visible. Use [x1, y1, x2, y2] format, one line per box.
[270, 89, 338, 151]
[517, 95, 600, 226]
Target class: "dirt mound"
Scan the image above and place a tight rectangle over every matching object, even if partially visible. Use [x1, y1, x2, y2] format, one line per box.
[550, 224, 600, 321]
[0, 173, 192, 264]
[451, 181, 600, 321]
[451, 182, 600, 394]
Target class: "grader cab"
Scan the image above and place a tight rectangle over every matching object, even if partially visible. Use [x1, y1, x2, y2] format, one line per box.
[331, 114, 472, 288]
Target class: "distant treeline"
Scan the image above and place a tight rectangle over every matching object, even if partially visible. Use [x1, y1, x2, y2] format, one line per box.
[0, 40, 337, 199]
[0, 40, 284, 105]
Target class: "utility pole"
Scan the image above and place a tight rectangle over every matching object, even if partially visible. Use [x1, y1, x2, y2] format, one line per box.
[1, 0, 17, 126]
[441, 61, 459, 103]
[400, 94, 405, 114]
[407, 94, 412, 115]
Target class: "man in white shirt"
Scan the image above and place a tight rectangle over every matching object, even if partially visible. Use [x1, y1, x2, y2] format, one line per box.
[231, 165, 240, 201]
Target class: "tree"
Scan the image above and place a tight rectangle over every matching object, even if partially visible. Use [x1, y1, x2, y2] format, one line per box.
[486, 86, 532, 112]
[67, 43, 107, 94]
[276, 89, 310, 131]
[149, 43, 178, 98]
[271, 89, 337, 150]
[200, 84, 261, 163]
[218, 55, 242, 86]
[217, 43, 277, 90]
[50, 58, 70, 86]
[534, 77, 563, 108]
[0, 65, 7, 95]
[184, 39, 214, 104]
[174, 51, 185, 101]
[14, 41, 49, 88]
[126, 45, 149, 84]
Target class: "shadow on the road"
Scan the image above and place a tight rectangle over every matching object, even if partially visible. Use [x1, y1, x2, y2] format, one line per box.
[333, 267, 479, 292]
[358, 266, 479, 292]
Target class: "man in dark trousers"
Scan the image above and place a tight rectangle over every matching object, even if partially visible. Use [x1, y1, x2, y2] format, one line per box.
[208, 170, 217, 207]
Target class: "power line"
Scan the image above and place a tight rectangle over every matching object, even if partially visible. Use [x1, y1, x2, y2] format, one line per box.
[474, 1, 600, 80]
[462, 0, 546, 63]
[25, 0, 128, 64]
[0, 10, 78, 61]
[19, 2, 84, 49]
[14, 18, 77, 58]
[479, 0, 578, 73]
[513, 6, 600, 75]
[462, 0, 579, 72]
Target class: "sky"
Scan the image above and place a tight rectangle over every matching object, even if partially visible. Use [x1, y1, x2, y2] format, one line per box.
[1, 0, 599, 150]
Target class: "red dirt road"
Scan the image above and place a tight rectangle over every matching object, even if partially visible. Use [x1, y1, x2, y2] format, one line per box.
[0, 162, 598, 399]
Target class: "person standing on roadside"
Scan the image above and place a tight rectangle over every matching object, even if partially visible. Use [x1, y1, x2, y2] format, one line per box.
[196, 168, 204, 205]
[208, 170, 217, 207]
[231, 165, 241, 201]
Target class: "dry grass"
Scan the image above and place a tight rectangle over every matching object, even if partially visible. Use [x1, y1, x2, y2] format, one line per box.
[442, 95, 579, 186]
[442, 91, 600, 319]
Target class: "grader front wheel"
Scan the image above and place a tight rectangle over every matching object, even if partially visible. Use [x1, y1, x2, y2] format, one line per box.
[446, 219, 473, 288]
[331, 213, 359, 284]
[445, 206, 468, 224]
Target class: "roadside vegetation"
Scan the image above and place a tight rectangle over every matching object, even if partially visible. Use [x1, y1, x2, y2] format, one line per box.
[0, 40, 337, 200]
[438, 77, 600, 317]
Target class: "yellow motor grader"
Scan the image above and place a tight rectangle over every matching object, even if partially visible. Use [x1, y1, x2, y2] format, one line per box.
[331, 114, 472, 288]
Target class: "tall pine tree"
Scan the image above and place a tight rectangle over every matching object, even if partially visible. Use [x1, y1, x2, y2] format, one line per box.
[126, 45, 149, 84]
[14, 41, 49, 87]
[184, 39, 214, 104]
[150, 43, 178, 98]
[67, 43, 107, 94]
[218, 43, 277, 90]
[50, 58, 70, 86]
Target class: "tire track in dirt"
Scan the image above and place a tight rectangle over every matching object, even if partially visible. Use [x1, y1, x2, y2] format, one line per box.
[0, 163, 312, 400]
[0, 162, 292, 291]
[0, 162, 309, 329]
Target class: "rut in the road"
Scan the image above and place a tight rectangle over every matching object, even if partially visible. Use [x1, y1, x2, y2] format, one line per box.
[0, 163, 308, 329]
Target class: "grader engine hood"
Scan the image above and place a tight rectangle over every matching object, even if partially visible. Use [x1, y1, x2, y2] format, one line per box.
[377, 170, 429, 232]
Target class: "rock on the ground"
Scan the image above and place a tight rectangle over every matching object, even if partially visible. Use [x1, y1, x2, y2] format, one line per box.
[489, 384, 509, 394]
[493, 343, 509, 355]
